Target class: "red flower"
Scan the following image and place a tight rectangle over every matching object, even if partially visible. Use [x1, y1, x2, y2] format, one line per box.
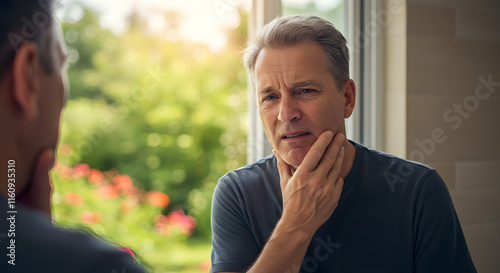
[113, 174, 138, 195]
[55, 162, 75, 179]
[73, 163, 91, 178]
[63, 192, 84, 206]
[97, 184, 119, 199]
[88, 169, 104, 185]
[167, 209, 196, 235]
[80, 211, 102, 224]
[154, 209, 196, 236]
[146, 191, 170, 208]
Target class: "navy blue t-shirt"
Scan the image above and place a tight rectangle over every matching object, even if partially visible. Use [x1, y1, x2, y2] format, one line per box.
[210, 141, 476, 273]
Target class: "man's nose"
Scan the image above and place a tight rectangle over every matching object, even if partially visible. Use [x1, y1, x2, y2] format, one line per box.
[277, 96, 301, 122]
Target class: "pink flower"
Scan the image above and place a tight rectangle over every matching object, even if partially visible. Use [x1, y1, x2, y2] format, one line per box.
[97, 184, 119, 199]
[113, 174, 138, 195]
[63, 192, 84, 206]
[154, 209, 196, 236]
[167, 209, 196, 235]
[73, 163, 91, 178]
[88, 169, 104, 185]
[55, 162, 74, 179]
[145, 191, 170, 208]
[80, 211, 102, 224]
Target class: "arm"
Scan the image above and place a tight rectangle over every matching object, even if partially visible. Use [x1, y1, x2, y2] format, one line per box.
[243, 131, 345, 273]
[413, 170, 477, 273]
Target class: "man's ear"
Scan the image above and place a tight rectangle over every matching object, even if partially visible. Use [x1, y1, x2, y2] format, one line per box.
[11, 42, 41, 119]
[343, 79, 356, 118]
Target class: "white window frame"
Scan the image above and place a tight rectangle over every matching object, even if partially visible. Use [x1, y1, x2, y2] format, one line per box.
[247, 0, 385, 163]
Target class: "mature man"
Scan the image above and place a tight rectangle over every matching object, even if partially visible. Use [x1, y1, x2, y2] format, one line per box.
[0, 1, 146, 272]
[210, 15, 476, 273]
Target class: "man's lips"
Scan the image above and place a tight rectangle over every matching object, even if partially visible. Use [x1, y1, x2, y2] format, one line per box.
[281, 132, 311, 139]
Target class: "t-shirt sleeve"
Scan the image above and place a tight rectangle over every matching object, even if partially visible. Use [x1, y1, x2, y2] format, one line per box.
[210, 173, 261, 273]
[413, 169, 477, 273]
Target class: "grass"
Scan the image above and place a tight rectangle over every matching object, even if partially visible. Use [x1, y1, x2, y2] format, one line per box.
[138, 238, 212, 273]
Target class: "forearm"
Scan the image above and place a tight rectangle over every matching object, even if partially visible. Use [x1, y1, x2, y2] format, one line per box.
[246, 220, 313, 273]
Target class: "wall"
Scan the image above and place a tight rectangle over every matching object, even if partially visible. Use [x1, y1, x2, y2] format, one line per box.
[385, 0, 500, 272]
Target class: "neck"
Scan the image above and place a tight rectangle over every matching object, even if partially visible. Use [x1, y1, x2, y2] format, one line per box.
[340, 139, 356, 180]
[0, 129, 29, 197]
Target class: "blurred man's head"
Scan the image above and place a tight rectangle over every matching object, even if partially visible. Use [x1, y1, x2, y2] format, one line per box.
[0, 0, 68, 194]
[244, 15, 355, 168]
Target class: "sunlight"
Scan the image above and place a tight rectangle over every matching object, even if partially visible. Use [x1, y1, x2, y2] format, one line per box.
[60, 0, 245, 52]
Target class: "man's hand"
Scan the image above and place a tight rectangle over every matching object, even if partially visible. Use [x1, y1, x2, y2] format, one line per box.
[274, 131, 345, 236]
[18, 148, 55, 217]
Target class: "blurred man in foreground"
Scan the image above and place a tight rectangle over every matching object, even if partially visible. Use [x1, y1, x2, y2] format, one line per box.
[210, 15, 476, 273]
[0, 1, 146, 272]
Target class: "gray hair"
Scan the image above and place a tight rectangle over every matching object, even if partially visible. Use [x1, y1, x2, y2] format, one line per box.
[0, 0, 58, 75]
[243, 15, 349, 92]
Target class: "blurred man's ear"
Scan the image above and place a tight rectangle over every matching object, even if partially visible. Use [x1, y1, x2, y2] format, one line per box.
[11, 42, 41, 119]
[343, 79, 356, 119]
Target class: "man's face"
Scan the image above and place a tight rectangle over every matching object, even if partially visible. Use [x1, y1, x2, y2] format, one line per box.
[255, 41, 348, 168]
[34, 21, 69, 151]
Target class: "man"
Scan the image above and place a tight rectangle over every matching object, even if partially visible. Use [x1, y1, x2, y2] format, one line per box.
[210, 15, 476, 273]
[0, 1, 146, 272]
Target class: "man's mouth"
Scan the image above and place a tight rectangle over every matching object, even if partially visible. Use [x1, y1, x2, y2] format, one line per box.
[282, 132, 310, 139]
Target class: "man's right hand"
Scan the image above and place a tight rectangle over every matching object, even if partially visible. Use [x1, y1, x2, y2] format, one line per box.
[274, 131, 345, 237]
[240, 131, 345, 273]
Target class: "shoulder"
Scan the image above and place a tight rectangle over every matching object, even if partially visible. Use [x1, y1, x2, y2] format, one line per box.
[213, 154, 281, 214]
[354, 141, 437, 180]
[216, 154, 278, 192]
[16, 204, 146, 273]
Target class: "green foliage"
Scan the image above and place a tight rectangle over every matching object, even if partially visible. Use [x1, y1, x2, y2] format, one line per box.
[56, 6, 248, 245]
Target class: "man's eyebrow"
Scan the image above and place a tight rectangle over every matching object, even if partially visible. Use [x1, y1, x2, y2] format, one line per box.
[257, 80, 325, 94]
[258, 87, 273, 96]
[291, 80, 323, 88]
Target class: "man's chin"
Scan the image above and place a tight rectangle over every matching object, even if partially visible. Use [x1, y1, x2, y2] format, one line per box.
[284, 148, 309, 169]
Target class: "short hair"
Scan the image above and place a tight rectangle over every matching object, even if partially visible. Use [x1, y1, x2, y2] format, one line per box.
[243, 15, 349, 92]
[0, 0, 58, 76]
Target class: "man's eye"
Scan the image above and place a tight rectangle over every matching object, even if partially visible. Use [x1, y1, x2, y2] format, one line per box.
[264, 95, 276, 101]
[299, 89, 314, 94]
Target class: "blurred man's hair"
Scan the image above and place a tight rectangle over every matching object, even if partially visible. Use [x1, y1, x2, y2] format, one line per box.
[0, 0, 58, 76]
[243, 15, 349, 92]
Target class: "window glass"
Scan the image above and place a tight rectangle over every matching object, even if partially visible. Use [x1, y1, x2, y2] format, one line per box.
[282, 0, 344, 32]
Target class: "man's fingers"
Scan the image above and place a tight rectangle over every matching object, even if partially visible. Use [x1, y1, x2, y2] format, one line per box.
[327, 145, 344, 181]
[297, 131, 334, 173]
[315, 133, 345, 178]
[18, 148, 55, 217]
